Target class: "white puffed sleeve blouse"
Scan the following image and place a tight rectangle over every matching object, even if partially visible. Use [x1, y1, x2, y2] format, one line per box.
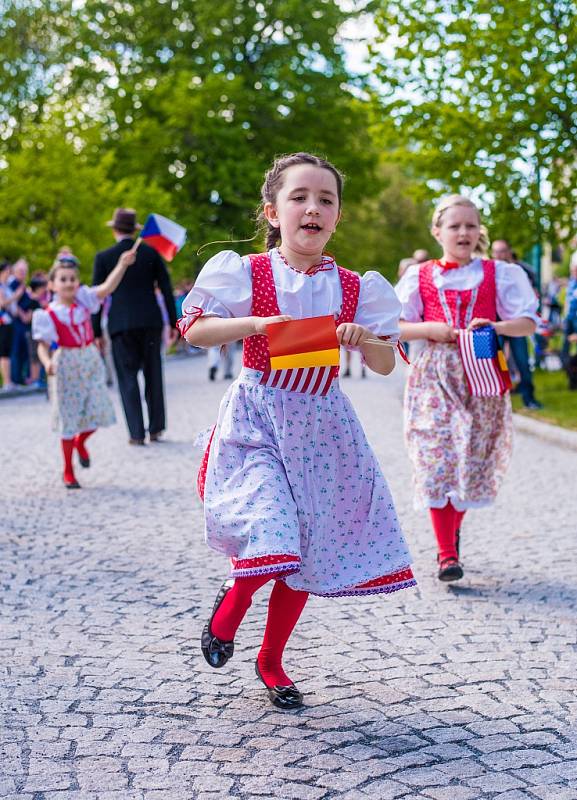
[180, 249, 401, 341]
[395, 259, 539, 323]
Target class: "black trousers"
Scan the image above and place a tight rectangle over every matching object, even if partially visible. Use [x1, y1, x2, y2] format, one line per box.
[111, 327, 165, 440]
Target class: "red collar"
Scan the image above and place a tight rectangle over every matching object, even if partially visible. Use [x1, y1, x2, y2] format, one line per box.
[435, 259, 461, 271]
[276, 249, 335, 276]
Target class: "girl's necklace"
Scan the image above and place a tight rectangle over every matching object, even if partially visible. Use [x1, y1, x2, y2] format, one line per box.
[276, 248, 335, 276]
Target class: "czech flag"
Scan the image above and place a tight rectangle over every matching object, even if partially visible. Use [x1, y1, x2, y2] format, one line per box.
[266, 315, 340, 370]
[457, 326, 513, 397]
[140, 214, 186, 262]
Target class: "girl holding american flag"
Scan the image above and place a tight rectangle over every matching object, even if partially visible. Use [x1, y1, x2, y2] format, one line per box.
[396, 195, 539, 582]
[179, 153, 416, 709]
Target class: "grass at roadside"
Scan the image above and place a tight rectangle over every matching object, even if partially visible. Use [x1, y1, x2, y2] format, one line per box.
[512, 368, 577, 431]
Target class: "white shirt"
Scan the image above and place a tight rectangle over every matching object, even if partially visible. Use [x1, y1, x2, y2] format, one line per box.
[395, 259, 540, 324]
[182, 249, 401, 340]
[32, 285, 101, 344]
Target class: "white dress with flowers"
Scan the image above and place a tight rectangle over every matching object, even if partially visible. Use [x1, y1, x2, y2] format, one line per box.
[181, 249, 417, 598]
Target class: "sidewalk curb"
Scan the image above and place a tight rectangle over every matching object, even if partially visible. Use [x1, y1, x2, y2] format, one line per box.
[513, 412, 577, 451]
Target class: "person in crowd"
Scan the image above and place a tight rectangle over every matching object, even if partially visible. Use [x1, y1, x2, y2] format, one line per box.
[23, 274, 49, 387]
[561, 260, 577, 368]
[92, 208, 178, 445]
[412, 248, 430, 264]
[179, 152, 415, 710]
[207, 344, 235, 380]
[32, 249, 135, 488]
[396, 195, 538, 582]
[0, 260, 25, 391]
[491, 238, 542, 409]
[7, 258, 30, 385]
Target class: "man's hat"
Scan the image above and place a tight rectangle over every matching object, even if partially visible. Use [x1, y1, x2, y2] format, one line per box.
[106, 208, 142, 233]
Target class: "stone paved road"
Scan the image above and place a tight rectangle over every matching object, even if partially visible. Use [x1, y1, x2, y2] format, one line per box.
[2, 354, 577, 800]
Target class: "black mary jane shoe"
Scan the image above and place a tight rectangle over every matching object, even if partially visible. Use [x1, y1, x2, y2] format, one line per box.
[255, 660, 304, 710]
[438, 557, 464, 583]
[201, 580, 235, 669]
[63, 477, 81, 490]
[78, 453, 90, 468]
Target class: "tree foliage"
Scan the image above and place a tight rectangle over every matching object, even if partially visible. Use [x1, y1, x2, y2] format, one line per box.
[371, 0, 577, 254]
[0, 0, 432, 281]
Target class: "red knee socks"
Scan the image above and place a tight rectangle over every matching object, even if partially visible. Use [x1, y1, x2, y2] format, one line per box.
[75, 430, 94, 462]
[61, 438, 76, 484]
[430, 502, 466, 561]
[210, 573, 308, 688]
[257, 581, 308, 688]
[211, 573, 272, 641]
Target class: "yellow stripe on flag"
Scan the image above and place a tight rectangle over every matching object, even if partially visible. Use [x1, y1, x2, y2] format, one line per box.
[497, 350, 508, 371]
[270, 348, 340, 370]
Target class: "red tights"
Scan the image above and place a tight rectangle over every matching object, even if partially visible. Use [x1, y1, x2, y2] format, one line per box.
[61, 438, 76, 483]
[430, 502, 466, 561]
[211, 573, 308, 688]
[75, 430, 94, 461]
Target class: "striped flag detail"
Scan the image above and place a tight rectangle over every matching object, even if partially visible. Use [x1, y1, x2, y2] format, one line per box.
[260, 366, 336, 396]
[457, 329, 509, 397]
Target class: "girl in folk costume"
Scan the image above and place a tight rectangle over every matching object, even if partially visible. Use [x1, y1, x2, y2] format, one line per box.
[32, 249, 136, 489]
[180, 153, 416, 710]
[396, 195, 539, 582]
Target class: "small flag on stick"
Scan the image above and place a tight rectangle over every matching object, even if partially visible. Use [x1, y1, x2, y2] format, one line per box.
[138, 213, 186, 261]
[457, 326, 512, 397]
[266, 315, 340, 370]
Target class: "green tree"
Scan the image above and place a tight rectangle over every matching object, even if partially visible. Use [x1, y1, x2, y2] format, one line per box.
[0, 121, 174, 277]
[371, 0, 577, 254]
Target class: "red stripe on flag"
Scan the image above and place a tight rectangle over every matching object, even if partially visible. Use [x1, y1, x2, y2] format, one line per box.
[310, 368, 326, 396]
[141, 234, 179, 262]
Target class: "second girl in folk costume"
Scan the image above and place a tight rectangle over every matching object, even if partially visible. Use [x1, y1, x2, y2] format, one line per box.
[396, 195, 539, 582]
[180, 152, 416, 709]
[32, 249, 136, 488]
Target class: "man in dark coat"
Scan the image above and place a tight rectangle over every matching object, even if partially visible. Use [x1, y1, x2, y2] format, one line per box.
[92, 208, 178, 444]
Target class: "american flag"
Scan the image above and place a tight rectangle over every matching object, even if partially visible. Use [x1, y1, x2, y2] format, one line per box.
[457, 327, 512, 397]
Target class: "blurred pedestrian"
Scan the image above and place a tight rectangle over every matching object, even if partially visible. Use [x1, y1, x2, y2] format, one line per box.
[562, 260, 577, 368]
[0, 259, 24, 391]
[7, 258, 30, 384]
[491, 239, 542, 409]
[92, 208, 178, 445]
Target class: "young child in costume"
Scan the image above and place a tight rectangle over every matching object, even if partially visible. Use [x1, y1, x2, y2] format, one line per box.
[396, 195, 539, 582]
[32, 249, 136, 488]
[179, 152, 416, 710]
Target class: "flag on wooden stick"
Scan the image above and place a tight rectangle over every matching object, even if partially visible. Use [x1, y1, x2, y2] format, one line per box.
[139, 213, 186, 261]
[457, 326, 512, 397]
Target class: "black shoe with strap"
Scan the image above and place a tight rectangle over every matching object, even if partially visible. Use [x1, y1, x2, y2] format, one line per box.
[201, 580, 235, 668]
[255, 660, 304, 710]
[438, 557, 464, 582]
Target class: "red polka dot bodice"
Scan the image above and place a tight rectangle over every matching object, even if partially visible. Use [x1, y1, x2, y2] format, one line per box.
[418, 259, 497, 327]
[243, 252, 360, 371]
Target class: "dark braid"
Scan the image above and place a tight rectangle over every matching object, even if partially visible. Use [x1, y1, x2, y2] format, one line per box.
[257, 152, 344, 251]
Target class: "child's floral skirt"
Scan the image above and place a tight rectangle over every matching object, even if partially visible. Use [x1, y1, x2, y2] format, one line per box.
[50, 345, 116, 438]
[202, 367, 416, 598]
[404, 341, 513, 511]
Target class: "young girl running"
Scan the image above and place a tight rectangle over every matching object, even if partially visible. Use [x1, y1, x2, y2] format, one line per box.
[32, 249, 135, 488]
[179, 152, 416, 710]
[396, 195, 539, 582]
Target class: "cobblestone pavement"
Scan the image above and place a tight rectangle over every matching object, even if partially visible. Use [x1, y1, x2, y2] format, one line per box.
[2, 354, 577, 800]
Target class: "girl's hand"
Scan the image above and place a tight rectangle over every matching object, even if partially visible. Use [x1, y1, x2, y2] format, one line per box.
[117, 250, 137, 270]
[426, 322, 458, 343]
[253, 315, 292, 335]
[467, 317, 494, 331]
[46, 361, 56, 376]
[336, 322, 371, 348]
